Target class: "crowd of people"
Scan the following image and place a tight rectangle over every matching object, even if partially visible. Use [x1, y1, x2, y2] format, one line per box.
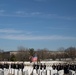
[0, 63, 24, 70]
[0, 62, 76, 75]
[52, 63, 76, 74]
[33, 63, 76, 75]
[33, 63, 46, 70]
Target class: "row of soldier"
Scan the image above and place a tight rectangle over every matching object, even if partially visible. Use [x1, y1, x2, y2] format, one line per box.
[0, 63, 24, 70]
[0, 62, 76, 75]
[33, 63, 76, 74]
[33, 63, 46, 70]
[52, 63, 76, 74]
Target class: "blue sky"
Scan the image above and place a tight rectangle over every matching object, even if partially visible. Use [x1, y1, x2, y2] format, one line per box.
[0, 0, 76, 51]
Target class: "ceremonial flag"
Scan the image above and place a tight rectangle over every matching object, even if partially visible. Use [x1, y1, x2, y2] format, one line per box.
[32, 55, 38, 62]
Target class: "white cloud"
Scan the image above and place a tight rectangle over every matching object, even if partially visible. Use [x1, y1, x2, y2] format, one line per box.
[0, 34, 76, 40]
[0, 10, 5, 13]
[0, 10, 75, 20]
[0, 29, 22, 33]
[31, 12, 41, 15]
[0, 28, 33, 35]
[0, 11, 41, 17]
[0, 29, 76, 40]
[0, 13, 27, 17]
[15, 11, 25, 15]
[15, 11, 41, 16]
[47, 27, 71, 30]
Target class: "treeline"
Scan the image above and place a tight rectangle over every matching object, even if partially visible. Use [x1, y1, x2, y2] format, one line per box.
[0, 47, 76, 61]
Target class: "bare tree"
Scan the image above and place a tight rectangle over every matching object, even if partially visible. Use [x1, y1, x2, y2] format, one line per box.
[65, 47, 76, 60]
[36, 48, 49, 61]
[15, 46, 30, 61]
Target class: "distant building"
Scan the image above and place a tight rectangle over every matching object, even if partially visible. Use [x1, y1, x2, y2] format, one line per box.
[10, 51, 19, 55]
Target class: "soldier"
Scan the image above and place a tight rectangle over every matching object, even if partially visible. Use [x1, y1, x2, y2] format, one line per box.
[21, 63, 24, 74]
[43, 63, 46, 70]
[33, 63, 36, 69]
[1, 64, 4, 70]
[0, 63, 2, 69]
[40, 63, 43, 70]
[36, 64, 39, 70]
[64, 64, 69, 74]
[16, 63, 19, 69]
[4, 63, 9, 69]
[52, 64, 56, 70]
